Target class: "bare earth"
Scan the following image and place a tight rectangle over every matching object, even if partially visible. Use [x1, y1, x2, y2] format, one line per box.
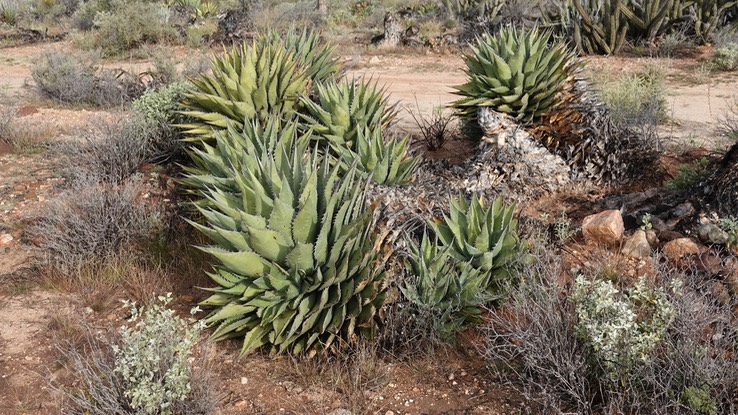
[0, 40, 736, 415]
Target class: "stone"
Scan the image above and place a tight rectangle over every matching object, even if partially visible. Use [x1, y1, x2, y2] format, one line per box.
[328, 409, 352, 415]
[662, 238, 702, 262]
[582, 210, 624, 246]
[0, 234, 12, 246]
[708, 281, 731, 306]
[658, 230, 684, 242]
[645, 230, 658, 247]
[697, 223, 729, 245]
[726, 271, 738, 296]
[694, 253, 724, 275]
[622, 230, 651, 258]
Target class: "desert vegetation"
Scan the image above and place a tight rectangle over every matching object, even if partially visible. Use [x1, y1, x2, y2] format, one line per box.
[1, 1, 738, 414]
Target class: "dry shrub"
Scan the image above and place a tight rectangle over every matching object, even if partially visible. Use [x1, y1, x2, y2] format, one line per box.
[31, 175, 163, 275]
[408, 104, 458, 151]
[277, 342, 389, 413]
[483, 246, 738, 414]
[31, 48, 145, 107]
[54, 118, 154, 184]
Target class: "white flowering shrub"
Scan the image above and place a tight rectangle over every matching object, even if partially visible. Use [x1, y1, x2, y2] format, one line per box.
[113, 293, 205, 415]
[571, 275, 676, 380]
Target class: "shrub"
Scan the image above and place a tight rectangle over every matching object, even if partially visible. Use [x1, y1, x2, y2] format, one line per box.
[409, 104, 457, 151]
[31, 48, 145, 107]
[132, 80, 194, 160]
[571, 275, 676, 382]
[31, 175, 161, 274]
[54, 118, 153, 184]
[665, 157, 710, 190]
[0, 0, 21, 25]
[90, 0, 177, 55]
[484, 246, 738, 414]
[597, 65, 668, 131]
[711, 42, 738, 71]
[57, 294, 215, 415]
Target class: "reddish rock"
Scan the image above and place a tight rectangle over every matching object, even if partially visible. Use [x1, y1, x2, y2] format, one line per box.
[694, 253, 724, 275]
[582, 210, 623, 246]
[658, 230, 685, 242]
[622, 230, 651, 258]
[662, 238, 703, 262]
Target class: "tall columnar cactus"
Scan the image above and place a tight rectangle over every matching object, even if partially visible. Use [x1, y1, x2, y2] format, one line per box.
[188, 119, 386, 355]
[451, 27, 579, 130]
[620, 0, 686, 44]
[429, 194, 521, 294]
[689, 0, 738, 43]
[572, 0, 628, 55]
[179, 36, 311, 141]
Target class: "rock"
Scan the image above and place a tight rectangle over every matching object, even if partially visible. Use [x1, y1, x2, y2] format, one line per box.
[697, 223, 729, 245]
[0, 233, 12, 246]
[708, 281, 731, 306]
[622, 230, 651, 258]
[328, 409, 352, 415]
[662, 238, 703, 262]
[645, 230, 659, 247]
[726, 271, 738, 296]
[658, 230, 684, 242]
[582, 210, 624, 246]
[368, 56, 381, 64]
[694, 253, 724, 275]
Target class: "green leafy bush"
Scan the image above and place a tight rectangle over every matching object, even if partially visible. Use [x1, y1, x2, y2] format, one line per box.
[58, 294, 214, 415]
[711, 42, 738, 71]
[188, 118, 386, 355]
[89, 0, 177, 55]
[401, 234, 494, 340]
[597, 65, 668, 129]
[665, 157, 710, 189]
[571, 275, 676, 380]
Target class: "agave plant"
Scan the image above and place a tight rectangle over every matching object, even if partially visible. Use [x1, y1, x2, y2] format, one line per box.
[188, 118, 386, 355]
[332, 127, 418, 186]
[429, 194, 521, 293]
[451, 27, 579, 129]
[299, 78, 397, 150]
[261, 29, 344, 84]
[179, 36, 311, 141]
[402, 233, 495, 338]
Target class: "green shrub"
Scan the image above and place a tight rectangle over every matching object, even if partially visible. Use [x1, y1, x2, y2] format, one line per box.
[571, 275, 676, 381]
[665, 157, 710, 189]
[58, 294, 214, 415]
[597, 65, 668, 128]
[132, 81, 193, 159]
[90, 0, 177, 55]
[711, 43, 738, 71]
[188, 117, 386, 355]
[0, 0, 21, 25]
[401, 233, 494, 340]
